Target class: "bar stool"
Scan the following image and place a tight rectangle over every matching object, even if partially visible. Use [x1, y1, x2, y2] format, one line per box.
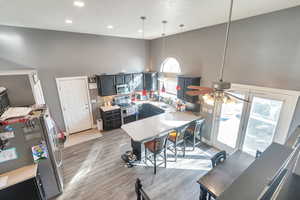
[144, 134, 169, 174]
[167, 125, 189, 161]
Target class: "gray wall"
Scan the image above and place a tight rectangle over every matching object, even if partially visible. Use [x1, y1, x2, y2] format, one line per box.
[1, 6, 300, 135]
[0, 75, 35, 106]
[150, 6, 300, 90]
[150, 6, 300, 140]
[0, 26, 150, 129]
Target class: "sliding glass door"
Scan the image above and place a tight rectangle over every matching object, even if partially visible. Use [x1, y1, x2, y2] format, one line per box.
[213, 92, 247, 153]
[212, 87, 290, 156]
[241, 95, 283, 156]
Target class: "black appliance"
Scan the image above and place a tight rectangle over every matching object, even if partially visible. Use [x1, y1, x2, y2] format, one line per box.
[0, 88, 10, 116]
[0, 108, 64, 199]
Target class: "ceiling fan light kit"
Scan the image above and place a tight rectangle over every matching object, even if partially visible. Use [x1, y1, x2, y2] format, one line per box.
[212, 81, 231, 91]
[185, 0, 247, 105]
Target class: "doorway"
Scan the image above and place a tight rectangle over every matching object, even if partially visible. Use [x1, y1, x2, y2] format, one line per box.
[212, 84, 299, 156]
[56, 76, 93, 134]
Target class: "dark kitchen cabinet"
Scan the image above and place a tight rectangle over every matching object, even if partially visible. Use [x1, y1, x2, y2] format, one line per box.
[177, 75, 201, 103]
[144, 72, 158, 91]
[133, 73, 144, 91]
[96, 72, 159, 96]
[115, 74, 125, 85]
[96, 75, 116, 96]
[124, 74, 133, 85]
[100, 108, 122, 130]
[0, 173, 46, 200]
[0, 90, 10, 116]
[138, 103, 164, 119]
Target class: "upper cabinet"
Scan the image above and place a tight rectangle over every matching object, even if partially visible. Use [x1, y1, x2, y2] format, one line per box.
[96, 72, 159, 96]
[144, 72, 158, 91]
[115, 74, 125, 85]
[96, 75, 116, 96]
[132, 73, 144, 91]
[177, 75, 201, 103]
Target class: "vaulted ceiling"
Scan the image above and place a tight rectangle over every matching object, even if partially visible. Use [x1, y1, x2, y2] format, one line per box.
[0, 0, 300, 39]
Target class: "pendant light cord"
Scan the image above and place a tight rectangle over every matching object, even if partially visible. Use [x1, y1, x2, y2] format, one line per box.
[219, 0, 234, 82]
[162, 20, 167, 59]
[141, 16, 146, 39]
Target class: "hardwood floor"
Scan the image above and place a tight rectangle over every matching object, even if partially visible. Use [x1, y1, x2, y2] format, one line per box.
[55, 129, 217, 200]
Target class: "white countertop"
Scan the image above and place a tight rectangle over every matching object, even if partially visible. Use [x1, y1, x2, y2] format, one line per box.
[0, 164, 38, 190]
[121, 111, 202, 142]
[100, 105, 120, 112]
[133, 100, 176, 112]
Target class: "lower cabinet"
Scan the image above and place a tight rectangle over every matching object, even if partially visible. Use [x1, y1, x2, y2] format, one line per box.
[124, 115, 137, 124]
[138, 103, 164, 120]
[101, 109, 122, 130]
[0, 175, 45, 200]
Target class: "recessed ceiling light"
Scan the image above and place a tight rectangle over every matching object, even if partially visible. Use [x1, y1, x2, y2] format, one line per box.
[73, 1, 85, 7]
[65, 19, 73, 24]
[107, 25, 114, 29]
[138, 29, 143, 33]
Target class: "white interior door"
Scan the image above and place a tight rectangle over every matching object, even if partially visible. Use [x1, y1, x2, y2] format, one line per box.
[33, 80, 45, 105]
[56, 77, 92, 134]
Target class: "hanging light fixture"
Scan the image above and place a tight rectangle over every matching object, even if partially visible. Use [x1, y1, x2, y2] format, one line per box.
[176, 24, 185, 91]
[160, 20, 168, 93]
[140, 16, 148, 96]
[186, 0, 249, 105]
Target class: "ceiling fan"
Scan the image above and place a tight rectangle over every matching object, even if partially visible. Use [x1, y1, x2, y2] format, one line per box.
[186, 0, 249, 105]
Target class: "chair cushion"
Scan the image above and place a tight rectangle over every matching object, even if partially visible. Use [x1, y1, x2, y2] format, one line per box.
[145, 140, 156, 153]
[186, 125, 195, 134]
[168, 131, 177, 142]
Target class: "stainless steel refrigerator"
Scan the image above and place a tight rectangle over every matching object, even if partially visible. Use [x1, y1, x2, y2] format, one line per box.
[0, 108, 64, 199]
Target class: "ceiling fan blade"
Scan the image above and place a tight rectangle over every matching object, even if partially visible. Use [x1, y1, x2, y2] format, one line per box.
[186, 90, 211, 96]
[187, 85, 214, 92]
[225, 92, 249, 102]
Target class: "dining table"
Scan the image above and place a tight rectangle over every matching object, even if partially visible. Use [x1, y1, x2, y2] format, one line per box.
[197, 150, 255, 200]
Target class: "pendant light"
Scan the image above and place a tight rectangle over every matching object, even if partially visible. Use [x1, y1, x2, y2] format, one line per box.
[160, 20, 167, 93]
[176, 24, 185, 92]
[140, 16, 148, 96]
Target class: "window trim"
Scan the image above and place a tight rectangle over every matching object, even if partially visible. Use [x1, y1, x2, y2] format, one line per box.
[160, 57, 181, 75]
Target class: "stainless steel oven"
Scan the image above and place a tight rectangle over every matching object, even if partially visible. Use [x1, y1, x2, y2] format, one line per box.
[116, 84, 130, 94]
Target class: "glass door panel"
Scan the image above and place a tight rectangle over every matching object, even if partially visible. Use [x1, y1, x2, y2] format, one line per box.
[242, 96, 283, 156]
[215, 93, 245, 152]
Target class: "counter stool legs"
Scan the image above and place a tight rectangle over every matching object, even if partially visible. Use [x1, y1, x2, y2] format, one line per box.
[199, 185, 208, 200]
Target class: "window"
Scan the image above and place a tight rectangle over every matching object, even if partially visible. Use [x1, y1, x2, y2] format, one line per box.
[160, 58, 181, 95]
[160, 57, 181, 74]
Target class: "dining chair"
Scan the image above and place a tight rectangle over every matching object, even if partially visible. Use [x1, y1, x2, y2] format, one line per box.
[135, 178, 151, 200]
[256, 150, 262, 159]
[167, 125, 189, 162]
[211, 150, 227, 168]
[144, 134, 169, 174]
[185, 119, 205, 150]
[205, 150, 227, 200]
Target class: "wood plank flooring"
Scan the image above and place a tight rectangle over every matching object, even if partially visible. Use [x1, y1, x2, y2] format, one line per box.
[55, 129, 217, 200]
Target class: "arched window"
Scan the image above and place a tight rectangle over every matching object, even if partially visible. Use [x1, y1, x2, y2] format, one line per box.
[160, 57, 181, 95]
[160, 57, 181, 74]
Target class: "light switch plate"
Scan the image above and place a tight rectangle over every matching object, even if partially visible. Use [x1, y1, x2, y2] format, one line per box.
[89, 83, 97, 89]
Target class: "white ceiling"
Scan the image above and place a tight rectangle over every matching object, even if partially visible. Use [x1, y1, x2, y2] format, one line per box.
[0, 0, 300, 39]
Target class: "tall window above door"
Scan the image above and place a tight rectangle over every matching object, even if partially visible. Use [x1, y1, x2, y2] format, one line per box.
[160, 57, 181, 95]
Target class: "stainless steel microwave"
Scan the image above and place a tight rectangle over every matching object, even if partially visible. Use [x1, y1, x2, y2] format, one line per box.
[116, 84, 130, 94]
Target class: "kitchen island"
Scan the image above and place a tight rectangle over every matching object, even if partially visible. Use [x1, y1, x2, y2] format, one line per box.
[121, 111, 202, 160]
